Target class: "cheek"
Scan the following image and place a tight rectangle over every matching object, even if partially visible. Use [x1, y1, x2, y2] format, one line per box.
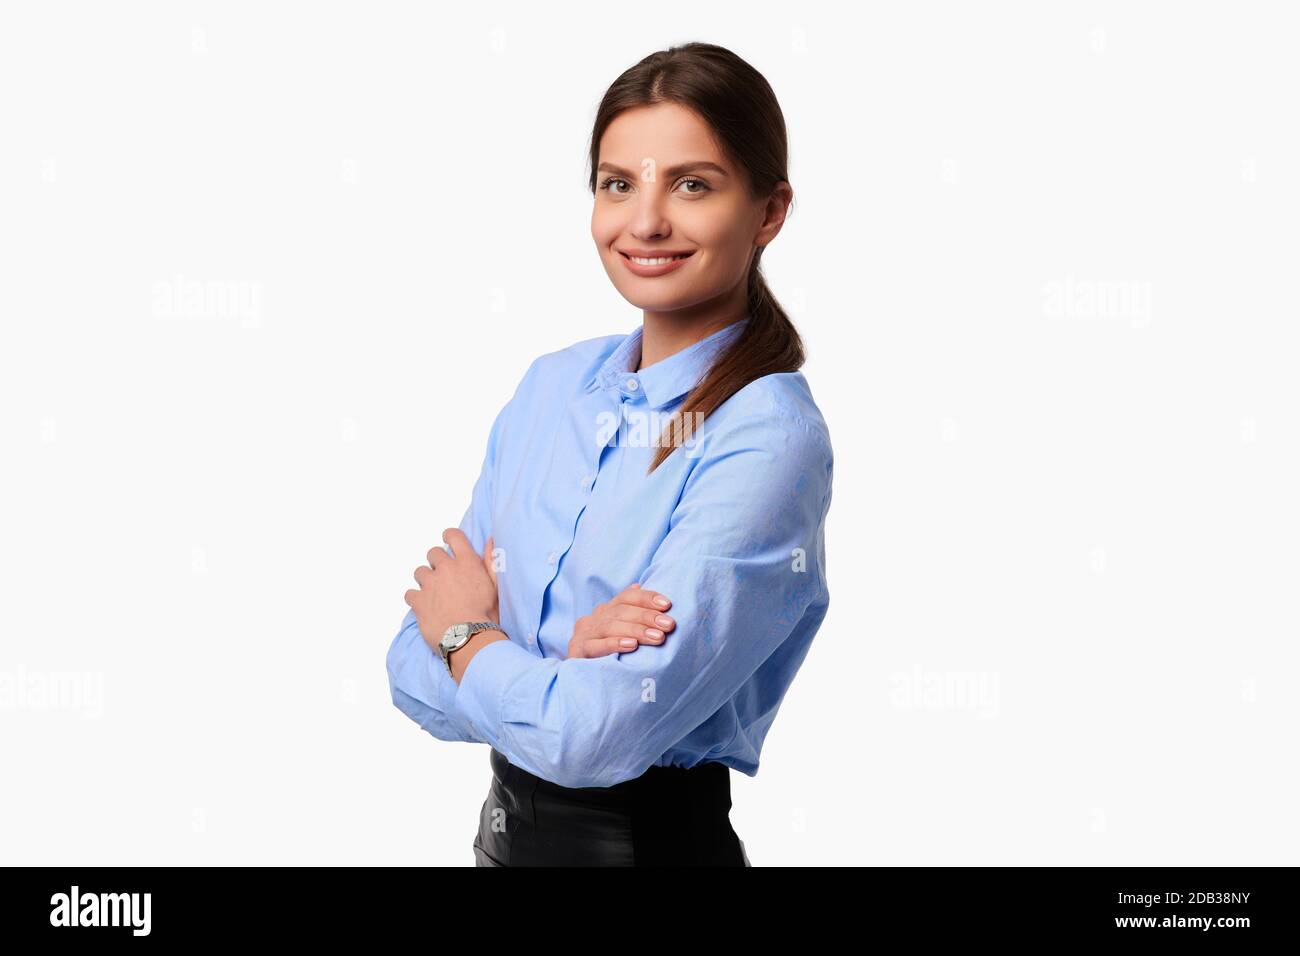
[590, 207, 620, 247]
[694, 234, 750, 276]
[682, 209, 748, 260]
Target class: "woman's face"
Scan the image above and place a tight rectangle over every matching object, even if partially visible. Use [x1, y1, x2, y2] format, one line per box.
[591, 102, 787, 320]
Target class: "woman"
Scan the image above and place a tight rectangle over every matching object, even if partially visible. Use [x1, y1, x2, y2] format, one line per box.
[386, 42, 833, 866]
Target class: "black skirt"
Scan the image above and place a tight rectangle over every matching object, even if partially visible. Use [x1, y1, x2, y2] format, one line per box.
[473, 747, 751, 866]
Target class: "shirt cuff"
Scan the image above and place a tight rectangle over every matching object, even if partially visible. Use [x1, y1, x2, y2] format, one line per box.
[451, 637, 553, 747]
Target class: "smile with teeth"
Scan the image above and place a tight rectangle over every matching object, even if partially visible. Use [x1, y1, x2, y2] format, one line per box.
[623, 252, 693, 265]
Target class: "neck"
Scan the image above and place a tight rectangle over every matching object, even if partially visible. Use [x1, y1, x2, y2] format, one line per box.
[637, 290, 749, 371]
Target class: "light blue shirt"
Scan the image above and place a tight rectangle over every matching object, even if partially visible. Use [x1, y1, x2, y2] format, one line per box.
[386, 317, 834, 788]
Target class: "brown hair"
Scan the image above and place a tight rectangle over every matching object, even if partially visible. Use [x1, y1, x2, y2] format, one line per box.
[586, 42, 806, 474]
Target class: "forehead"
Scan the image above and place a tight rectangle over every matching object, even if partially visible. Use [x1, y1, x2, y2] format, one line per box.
[598, 102, 728, 168]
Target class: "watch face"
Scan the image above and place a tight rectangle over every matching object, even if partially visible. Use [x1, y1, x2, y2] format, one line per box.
[442, 623, 469, 649]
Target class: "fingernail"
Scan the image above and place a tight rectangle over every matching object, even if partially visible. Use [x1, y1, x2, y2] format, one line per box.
[645, 628, 663, 639]
[654, 596, 669, 607]
[656, 616, 673, 628]
[620, 638, 637, 649]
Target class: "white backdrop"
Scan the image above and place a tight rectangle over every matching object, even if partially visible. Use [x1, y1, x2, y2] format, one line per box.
[1, 1, 1295, 866]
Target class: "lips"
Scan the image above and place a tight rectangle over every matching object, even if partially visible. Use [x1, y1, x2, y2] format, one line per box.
[619, 250, 695, 263]
[616, 249, 696, 278]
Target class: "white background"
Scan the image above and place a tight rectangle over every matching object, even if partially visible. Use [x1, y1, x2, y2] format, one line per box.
[1, 2, 1295, 865]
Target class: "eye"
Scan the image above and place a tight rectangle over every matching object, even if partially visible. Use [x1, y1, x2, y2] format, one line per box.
[598, 175, 711, 196]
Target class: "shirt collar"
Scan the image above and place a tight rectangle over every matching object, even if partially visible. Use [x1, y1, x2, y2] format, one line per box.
[585, 318, 749, 409]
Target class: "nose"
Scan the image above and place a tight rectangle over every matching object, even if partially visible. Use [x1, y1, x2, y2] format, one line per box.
[627, 192, 673, 242]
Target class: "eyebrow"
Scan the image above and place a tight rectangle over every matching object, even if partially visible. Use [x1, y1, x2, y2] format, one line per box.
[597, 160, 729, 179]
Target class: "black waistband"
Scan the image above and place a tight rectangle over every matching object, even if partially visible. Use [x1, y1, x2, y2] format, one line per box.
[488, 747, 732, 807]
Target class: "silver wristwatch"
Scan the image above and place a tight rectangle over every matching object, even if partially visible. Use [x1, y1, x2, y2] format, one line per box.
[438, 621, 503, 675]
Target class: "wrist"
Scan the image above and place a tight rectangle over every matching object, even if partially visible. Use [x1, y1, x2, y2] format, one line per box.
[449, 628, 508, 684]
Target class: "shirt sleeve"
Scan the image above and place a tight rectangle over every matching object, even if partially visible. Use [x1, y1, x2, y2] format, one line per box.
[385, 360, 533, 745]
[450, 411, 834, 788]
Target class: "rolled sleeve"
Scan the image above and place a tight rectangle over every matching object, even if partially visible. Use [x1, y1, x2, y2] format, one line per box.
[452, 637, 558, 754]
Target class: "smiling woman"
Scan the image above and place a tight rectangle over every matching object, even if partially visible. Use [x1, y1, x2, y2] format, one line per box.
[586, 54, 802, 475]
[386, 41, 831, 868]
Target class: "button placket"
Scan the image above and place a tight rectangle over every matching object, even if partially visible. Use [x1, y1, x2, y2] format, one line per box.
[532, 385, 622, 660]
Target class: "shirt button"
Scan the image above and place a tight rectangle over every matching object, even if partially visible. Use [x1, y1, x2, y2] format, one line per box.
[546, 550, 559, 564]
[580, 474, 593, 490]
[625, 378, 639, 390]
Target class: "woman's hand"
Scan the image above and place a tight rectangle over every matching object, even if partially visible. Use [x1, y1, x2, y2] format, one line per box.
[567, 583, 675, 659]
[405, 528, 501, 654]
